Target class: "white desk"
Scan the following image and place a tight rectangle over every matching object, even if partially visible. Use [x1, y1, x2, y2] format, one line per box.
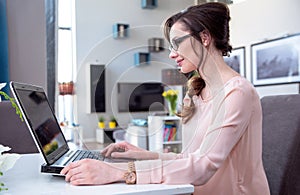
[1, 154, 194, 195]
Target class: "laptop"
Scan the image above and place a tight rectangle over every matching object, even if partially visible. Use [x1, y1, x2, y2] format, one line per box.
[10, 81, 125, 175]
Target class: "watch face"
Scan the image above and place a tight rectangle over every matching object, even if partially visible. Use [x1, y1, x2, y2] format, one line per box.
[125, 172, 136, 184]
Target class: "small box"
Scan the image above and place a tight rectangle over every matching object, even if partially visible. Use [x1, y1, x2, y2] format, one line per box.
[141, 0, 157, 9]
[113, 23, 130, 39]
[148, 38, 164, 52]
[134, 52, 151, 66]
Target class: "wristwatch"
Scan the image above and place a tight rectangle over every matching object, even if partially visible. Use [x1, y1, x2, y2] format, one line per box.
[124, 161, 136, 184]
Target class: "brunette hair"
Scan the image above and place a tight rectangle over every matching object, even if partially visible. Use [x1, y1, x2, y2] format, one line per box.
[164, 2, 232, 123]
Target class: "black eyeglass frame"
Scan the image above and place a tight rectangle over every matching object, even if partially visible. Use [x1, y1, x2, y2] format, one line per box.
[169, 34, 192, 51]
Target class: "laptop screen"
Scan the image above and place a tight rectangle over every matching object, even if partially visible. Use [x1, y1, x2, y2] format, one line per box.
[10, 82, 69, 164]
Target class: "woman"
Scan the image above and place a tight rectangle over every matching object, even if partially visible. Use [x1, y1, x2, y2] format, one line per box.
[61, 2, 270, 194]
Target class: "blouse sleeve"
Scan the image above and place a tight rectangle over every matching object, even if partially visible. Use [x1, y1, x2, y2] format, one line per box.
[135, 85, 256, 185]
[158, 152, 183, 160]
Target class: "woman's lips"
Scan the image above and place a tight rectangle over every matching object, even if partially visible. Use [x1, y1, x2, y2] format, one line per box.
[176, 59, 183, 67]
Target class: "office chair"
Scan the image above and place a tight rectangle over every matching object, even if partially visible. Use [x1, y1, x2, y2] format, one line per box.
[261, 94, 300, 195]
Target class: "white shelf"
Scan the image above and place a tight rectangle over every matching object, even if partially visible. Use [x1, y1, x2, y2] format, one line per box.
[163, 140, 182, 145]
[148, 115, 182, 153]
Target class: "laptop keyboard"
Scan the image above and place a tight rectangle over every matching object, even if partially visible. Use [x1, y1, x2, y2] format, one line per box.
[74, 150, 104, 161]
[63, 150, 104, 166]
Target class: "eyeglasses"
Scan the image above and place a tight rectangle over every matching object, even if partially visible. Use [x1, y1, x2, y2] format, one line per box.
[169, 34, 192, 51]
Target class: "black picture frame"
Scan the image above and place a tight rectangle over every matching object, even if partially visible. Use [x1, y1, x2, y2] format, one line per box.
[251, 33, 300, 86]
[89, 64, 105, 113]
[224, 47, 245, 76]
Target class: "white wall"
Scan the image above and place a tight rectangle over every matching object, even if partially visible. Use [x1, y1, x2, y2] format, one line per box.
[229, 0, 300, 96]
[75, 0, 300, 140]
[5, 0, 300, 140]
[7, 0, 300, 139]
[75, 0, 195, 140]
[6, 0, 47, 89]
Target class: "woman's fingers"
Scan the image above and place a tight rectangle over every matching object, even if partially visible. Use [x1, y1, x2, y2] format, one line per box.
[101, 143, 116, 157]
[62, 161, 83, 182]
[101, 143, 114, 154]
[100, 141, 148, 159]
[101, 143, 124, 158]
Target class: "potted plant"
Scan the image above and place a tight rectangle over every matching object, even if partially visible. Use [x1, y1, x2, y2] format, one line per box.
[162, 89, 178, 116]
[0, 83, 23, 121]
[98, 116, 106, 129]
[109, 116, 117, 129]
[0, 83, 21, 191]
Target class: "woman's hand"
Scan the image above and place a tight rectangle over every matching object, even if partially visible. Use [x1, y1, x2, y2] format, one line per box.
[101, 141, 158, 160]
[60, 159, 126, 185]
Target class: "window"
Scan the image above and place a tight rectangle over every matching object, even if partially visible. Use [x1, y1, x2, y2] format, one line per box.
[57, 0, 77, 125]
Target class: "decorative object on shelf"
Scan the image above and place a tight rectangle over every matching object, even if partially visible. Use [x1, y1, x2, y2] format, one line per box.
[162, 89, 178, 116]
[98, 115, 106, 129]
[0, 144, 20, 191]
[163, 121, 177, 142]
[134, 52, 151, 66]
[251, 33, 300, 86]
[161, 68, 188, 85]
[109, 116, 117, 129]
[126, 125, 148, 149]
[58, 81, 74, 95]
[148, 38, 164, 52]
[223, 46, 245, 76]
[113, 23, 129, 39]
[148, 116, 182, 153]
[141, 0, 157, 9]
[58, 81, 75, 125]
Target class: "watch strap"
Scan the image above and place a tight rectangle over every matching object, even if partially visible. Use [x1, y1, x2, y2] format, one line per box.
[124, 161, 136, 184]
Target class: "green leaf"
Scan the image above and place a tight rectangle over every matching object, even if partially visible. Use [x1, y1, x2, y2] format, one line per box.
[0, 91, 24, 122]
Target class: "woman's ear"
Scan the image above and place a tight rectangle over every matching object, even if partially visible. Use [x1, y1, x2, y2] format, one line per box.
[200, 30, 211, 47]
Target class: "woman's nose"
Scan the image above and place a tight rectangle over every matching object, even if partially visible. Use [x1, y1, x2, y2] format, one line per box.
[168, 49, 178, 59]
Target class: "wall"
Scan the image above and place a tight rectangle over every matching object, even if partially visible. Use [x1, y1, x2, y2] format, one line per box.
[6, 0, 298, 140]
[229, 0, 300, 97]
[75, 0, 195, 140]
[6, 0, 47, 90]
[75, 0, 300, 140]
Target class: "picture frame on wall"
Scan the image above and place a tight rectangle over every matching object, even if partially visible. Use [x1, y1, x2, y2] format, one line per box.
[224, 47, 245, 76]
[88, 64, 106, 113]
[251, 33, 300, 86]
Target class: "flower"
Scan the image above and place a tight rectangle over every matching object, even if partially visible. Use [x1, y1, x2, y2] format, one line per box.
[162, 89, 179, 102]
[162, 89, 179, 116]
[0, 144, 20, 191]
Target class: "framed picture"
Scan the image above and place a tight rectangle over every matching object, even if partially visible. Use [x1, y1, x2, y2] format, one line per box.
[87, 64, 106, 113]
[224, 47, 245, 76]
[251, 33, 300, 86]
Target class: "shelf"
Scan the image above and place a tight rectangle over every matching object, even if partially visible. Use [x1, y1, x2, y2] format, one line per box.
[141, 0, 157, 9]
[148, 115, 182, 153]
[148, 38, 164, 52]
[134, 52, 151, 66]
[163, 140, 182, 145]
[113, 23, 129, 39]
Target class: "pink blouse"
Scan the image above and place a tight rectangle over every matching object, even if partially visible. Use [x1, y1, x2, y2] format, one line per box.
[135, 76, 270, 195]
